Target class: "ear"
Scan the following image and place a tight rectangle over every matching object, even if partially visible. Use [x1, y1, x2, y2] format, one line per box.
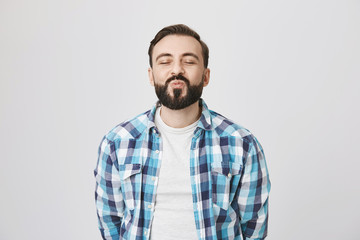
[203, 68, 210, 87]
[148, 67, 154, 86]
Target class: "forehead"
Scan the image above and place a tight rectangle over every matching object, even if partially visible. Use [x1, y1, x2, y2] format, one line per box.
[152, 35, 202, 58]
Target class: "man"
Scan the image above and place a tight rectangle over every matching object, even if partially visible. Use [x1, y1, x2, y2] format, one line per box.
[94, 24, 270, 240]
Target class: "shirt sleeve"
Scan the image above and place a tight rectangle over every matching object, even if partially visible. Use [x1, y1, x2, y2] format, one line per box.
[94, 137, 124, 240]
[238, 136, 271, 239]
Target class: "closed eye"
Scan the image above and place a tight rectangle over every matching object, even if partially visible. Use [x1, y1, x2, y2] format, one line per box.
[158, 60, 171, 65]
[183, 56, 198, 65]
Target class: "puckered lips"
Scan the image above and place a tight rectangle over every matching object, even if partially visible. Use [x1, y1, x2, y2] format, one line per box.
[169, 80, 186, 88]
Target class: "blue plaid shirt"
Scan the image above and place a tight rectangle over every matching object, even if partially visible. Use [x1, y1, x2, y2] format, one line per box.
[94, 99, 271, 240]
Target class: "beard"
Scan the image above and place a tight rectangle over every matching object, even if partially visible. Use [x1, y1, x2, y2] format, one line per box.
[154, 74, 204, 110]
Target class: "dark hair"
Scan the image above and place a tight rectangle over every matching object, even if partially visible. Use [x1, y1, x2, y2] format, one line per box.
[148, 24, 209, 68]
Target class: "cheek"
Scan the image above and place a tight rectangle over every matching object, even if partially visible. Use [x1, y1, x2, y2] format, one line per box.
[153, 70, 169, 82]
[189, 70, 204, 81]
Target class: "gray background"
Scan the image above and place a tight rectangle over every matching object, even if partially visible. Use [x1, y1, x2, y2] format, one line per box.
[1, 0, 359, 239]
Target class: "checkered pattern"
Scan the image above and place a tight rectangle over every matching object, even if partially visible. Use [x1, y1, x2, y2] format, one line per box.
[94, 99, 271, 240]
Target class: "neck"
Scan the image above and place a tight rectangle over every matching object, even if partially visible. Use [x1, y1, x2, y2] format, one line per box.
[160, 101, 202, 128]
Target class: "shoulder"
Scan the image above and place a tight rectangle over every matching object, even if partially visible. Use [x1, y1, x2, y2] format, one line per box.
[103, 110, 151, 143]
[209, 109, 258, 144]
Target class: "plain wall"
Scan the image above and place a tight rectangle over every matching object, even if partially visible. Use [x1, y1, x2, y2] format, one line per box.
[0, 0, 359, 239]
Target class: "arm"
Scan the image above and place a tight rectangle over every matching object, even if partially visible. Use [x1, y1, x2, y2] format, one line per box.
[94, 137, 124, 240]
[238, 137, 271, 239]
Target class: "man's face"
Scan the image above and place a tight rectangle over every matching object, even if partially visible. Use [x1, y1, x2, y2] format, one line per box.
[148, 35, 210, 110]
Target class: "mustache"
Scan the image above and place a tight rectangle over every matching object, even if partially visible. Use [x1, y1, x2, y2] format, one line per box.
[165, 74, 190, 85]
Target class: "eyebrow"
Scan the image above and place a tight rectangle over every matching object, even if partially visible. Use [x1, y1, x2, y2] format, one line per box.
[155, 52, 200, 62]
[155, 53, 172, 62]
[182, 52, 199, 61]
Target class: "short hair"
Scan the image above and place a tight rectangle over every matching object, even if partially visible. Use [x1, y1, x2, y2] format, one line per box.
[148, 24, 209, 68]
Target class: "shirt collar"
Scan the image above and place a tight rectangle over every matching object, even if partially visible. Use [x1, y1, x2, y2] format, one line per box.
[146, 98, 213, 134]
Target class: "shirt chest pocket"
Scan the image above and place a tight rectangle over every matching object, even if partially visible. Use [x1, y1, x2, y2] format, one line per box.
[119, 164, 142, 210]
[211, 161, 243, 210]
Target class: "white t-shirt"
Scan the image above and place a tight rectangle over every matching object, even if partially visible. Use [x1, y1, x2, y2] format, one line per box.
[150, 107, 199, 240]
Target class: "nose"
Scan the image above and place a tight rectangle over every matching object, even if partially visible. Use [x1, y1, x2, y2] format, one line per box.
[171, 61, 185, 76]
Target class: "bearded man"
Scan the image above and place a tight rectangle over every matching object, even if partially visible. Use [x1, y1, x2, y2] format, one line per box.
[94, 24, 271, 240]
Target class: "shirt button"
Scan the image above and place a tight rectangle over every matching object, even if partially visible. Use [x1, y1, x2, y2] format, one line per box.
[153, 129, 156, 134]
[152, 177, 156, 181]
[144, 230, 147, 235]
[148, 204, 152, 209]
[228, 173, 232, 178]
[155, 150, 160, 154]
